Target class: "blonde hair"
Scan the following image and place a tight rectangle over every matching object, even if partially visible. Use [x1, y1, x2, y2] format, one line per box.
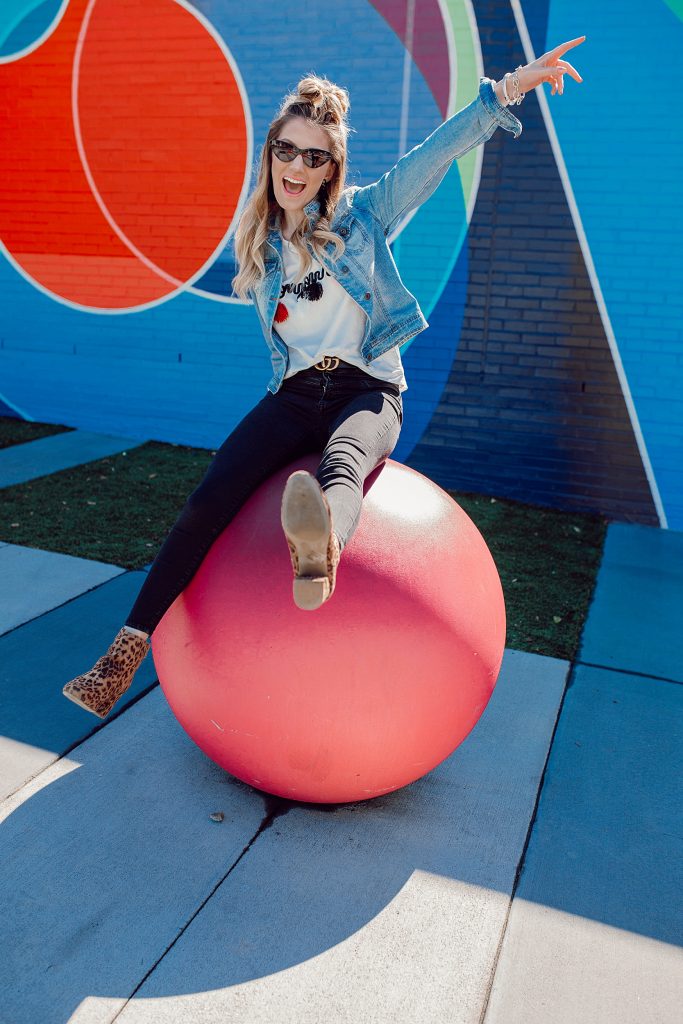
[232, 74, 352, 300]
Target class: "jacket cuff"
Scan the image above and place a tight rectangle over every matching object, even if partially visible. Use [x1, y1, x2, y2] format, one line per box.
[478, 77, 523, 139]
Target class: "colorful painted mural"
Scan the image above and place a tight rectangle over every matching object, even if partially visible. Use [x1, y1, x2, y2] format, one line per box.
[1, 1, 680, 528]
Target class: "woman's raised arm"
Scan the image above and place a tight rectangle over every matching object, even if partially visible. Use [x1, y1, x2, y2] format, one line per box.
[352, 35, 586, 237]
[351, 79, 520, 235]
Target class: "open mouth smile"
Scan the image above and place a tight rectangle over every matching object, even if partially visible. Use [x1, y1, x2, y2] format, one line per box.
[283, 175, 307, 196]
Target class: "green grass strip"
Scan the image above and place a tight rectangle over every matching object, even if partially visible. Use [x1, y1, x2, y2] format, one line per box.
[1, 436, 605, 661]
[452, 490, 605, 660]
[0, 415, 74, 450]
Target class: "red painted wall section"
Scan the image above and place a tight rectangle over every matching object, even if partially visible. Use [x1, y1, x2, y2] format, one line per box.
[0, 0, 247, 307]
[372, 0, 451, 116]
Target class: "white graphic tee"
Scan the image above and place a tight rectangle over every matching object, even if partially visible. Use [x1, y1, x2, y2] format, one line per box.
[274, 235, 407, 392]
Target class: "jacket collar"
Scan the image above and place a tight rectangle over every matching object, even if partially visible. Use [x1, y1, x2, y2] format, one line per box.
[303, 195, 322, 221]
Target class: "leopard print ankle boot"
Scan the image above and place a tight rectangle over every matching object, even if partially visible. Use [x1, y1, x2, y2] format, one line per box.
[62, 627, 151, 719]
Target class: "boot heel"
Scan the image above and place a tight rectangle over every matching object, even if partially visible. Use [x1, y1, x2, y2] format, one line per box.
[293, 575, 330, 611]
[282, 470, 342, 611]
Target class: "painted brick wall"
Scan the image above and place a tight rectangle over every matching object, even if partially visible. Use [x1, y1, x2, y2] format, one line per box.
[409, 0, 657, 524]
[1, 0, 678, 527]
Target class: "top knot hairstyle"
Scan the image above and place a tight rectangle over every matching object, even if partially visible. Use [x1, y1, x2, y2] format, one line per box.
[293, 74, 351, 123]
[232, 74, 353, 301]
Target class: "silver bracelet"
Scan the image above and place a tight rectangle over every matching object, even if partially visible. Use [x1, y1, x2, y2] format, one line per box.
[502, 73, 511, 105]
[511, 65, 526, 106]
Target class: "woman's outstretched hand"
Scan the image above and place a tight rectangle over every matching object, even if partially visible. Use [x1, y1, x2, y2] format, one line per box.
[521, 35, 586, 96]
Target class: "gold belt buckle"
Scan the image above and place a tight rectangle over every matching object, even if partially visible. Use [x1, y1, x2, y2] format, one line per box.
[314, 355, 340, 371]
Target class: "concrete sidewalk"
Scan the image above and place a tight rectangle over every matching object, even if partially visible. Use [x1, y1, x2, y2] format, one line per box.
[484, 522, 683, 1023]
[0, 429, 148, 488]
[0, 520, 681, 1023]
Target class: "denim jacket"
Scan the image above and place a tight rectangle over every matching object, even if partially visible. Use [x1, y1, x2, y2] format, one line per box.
[248, 77, 522, 394]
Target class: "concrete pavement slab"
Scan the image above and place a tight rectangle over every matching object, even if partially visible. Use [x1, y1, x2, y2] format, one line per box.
[483, 664, 683, 1024]
[0, 543, 124, 636]
[579, 522, 683, 682]
[0, 429, 147, 488]
[99, 648, 569, 1024]
[0, 689, 268, 1024]
[0, 569, 156, 801]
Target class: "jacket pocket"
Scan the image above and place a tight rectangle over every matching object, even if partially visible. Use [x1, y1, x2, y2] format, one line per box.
[336, 214, 371, 254]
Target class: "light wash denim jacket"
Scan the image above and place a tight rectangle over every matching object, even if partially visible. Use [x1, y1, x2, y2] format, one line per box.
[248, 77, 522, 394]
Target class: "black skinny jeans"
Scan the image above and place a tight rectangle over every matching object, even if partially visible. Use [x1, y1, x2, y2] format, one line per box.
[124, 360, 403, 635]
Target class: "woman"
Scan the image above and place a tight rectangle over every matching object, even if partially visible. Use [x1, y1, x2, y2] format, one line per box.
[62, 37, 585, 719]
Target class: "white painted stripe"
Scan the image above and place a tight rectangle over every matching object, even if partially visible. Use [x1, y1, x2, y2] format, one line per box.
[69, 0, 254, 311]
[436, 0, 458, 113]
[509, 0, 667, 527]
[462, 0, 486, 225]
[388, 0, 485, 243]
[2, 0, 253, 314]
[0, 389, 35, 420]
[0, 238, 247, 313]
[397, 0, 417, 163]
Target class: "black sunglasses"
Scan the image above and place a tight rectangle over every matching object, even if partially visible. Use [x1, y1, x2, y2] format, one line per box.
[270, 138, 334, 169]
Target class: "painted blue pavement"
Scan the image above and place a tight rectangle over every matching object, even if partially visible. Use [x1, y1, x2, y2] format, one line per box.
[0, 567, 157, 801]
[579, 522, 683, 682]
[0, 441, 572, 1021]
[504, 663, 681, 944]
[0, 542, 125, 636]
[1, 650, 569, 1024]
[485, 522, 683, 1022]
[0, 429, 148, 488]
[484, 662, 683, 1023]
[1, 504, 681, 1020]
[0, 690, 268, 1024]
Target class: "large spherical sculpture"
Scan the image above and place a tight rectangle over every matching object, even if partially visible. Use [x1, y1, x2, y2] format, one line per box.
[152, 456, 506, 804]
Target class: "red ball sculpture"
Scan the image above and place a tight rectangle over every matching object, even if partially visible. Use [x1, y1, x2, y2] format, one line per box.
[152, 456, 506, 803]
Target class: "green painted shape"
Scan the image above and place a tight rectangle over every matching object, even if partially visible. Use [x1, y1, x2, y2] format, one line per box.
[663, 0, 683, 21]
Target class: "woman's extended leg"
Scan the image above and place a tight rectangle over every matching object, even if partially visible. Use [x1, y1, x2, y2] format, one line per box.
[124, 390, 320, 636]
[279, 381, 402, 610]
[315, 384, 403, 552]
[62, 388, 320, 718]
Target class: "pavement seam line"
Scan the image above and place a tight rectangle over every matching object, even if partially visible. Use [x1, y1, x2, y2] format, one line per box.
[477, 657, 575, 1024]
[575, 659, 682, 687]
[108, 806, 289, 1022]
